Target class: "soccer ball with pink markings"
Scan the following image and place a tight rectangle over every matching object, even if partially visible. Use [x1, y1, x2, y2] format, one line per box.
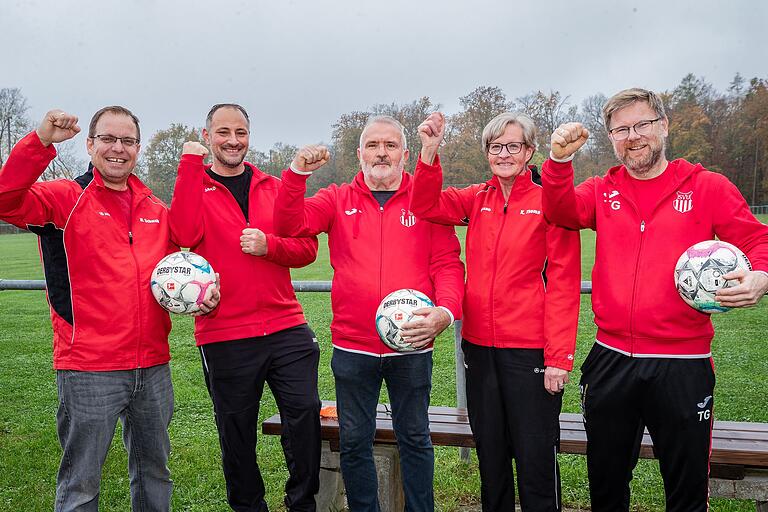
[674, 240, 751, 314]
[151, 251, 217, 315]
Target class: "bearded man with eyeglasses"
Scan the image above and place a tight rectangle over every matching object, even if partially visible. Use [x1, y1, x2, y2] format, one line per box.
[0, 107, 219, 511]
[541, 88, 768, 511]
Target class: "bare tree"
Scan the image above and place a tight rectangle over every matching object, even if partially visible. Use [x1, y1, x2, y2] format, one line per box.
[441, 86, 513, 185]
[0, 88, 32, 167]
[576, 93, 615, 177]
[517, 90, 577, 151]
[142, 124, 203, 204]
[247, 142, 299, 177]
[41, 140, 87, 180]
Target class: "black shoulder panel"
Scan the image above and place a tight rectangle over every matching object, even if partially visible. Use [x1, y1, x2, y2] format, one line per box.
[530, 165, 542, 186]
[25, 169, 92, 326]
[28, 223, 73, 325]
[74, 166, 94, 189]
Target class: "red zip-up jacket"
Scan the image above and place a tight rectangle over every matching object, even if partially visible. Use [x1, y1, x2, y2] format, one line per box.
[273, 168, 464, 356]
[0, 132, 175, 370]
[169, 154, 317, 345]
[410, 156, 580, 370]
[542, 158, 768, 357]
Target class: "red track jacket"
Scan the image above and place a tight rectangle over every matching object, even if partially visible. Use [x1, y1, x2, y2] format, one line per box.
[169, 154, 317, 345]
[0, 132, 175, 370]
[273, 168, 464, 356]
[410, 156, 581, 370]
[542, 158, 768, 357]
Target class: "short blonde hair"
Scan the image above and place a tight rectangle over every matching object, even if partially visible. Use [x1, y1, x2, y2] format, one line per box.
[602, 88, 667, 130]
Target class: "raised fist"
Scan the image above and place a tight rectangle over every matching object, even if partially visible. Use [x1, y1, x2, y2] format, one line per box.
[418, 112, 445, 165]
[182, 141, 209, 157]
[550, 122, 589, 160]
[291, 145, 330, 174]
[36, 110, 80, 146]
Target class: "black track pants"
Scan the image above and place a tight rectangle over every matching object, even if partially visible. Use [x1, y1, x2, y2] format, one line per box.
[200, 324, 321, 512]
[463, 341, 563, 512]
[580, 343, 715, 512]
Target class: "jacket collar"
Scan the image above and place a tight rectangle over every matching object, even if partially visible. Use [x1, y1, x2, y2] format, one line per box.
[605, 158, 702, 189]
[88, 163, 154, 197]
[201, 161, 272, 187]
[485, 165, 539, 193]
[352, 169, 412, 199]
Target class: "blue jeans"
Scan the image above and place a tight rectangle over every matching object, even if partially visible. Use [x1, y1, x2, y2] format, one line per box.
[331, 348, 434, 512]
[54, 364, 174, 512]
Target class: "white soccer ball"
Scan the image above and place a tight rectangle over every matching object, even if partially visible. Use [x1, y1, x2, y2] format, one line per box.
[151, 251, 217, 315]
[375, 289, 435, 352]
[674, 240, 751, 314]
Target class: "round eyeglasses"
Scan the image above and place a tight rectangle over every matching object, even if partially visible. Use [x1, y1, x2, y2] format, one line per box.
[608, 118, 662, 141]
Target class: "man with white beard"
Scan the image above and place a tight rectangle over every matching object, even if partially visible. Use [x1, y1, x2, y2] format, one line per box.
[273, 116, 464, 512]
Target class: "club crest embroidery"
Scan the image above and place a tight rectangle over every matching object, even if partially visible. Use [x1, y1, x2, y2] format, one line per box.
[673, 191, 693, 213]
[400, 209, 417, 227]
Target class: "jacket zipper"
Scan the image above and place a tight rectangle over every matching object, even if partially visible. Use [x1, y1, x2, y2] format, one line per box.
[379, 204, 384, 319]
[212, 173, 265, 333]
[618, 171, 690, 356]
[628, 219, 646, 356]
[488, 195, 509, 347]
[128, 205, 143, 369]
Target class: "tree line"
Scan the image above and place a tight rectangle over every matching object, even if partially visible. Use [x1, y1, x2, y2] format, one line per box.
[1, 73, 766, 206]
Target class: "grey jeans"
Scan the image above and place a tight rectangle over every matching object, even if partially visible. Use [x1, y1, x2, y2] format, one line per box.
[54, 364, 174, 512]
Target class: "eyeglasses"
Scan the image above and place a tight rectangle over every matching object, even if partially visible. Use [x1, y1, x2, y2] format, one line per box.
[487, 142, 525, 155]
[90, 134, 140, 147]
[608, 118, 662, 141]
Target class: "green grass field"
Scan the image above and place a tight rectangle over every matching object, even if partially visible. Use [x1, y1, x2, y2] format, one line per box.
[1, 220, 767, 511]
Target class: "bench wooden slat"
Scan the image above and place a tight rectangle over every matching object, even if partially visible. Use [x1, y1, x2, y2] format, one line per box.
[262, 402, 768, 472]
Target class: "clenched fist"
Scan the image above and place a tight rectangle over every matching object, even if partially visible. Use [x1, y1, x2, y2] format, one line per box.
[550, 122, 590, 160]
[182, 141, 209, 157]
[36, 110, 80, 146]
[418, 112, 445, 165]
[291, 145, 330, 174]
[240, 228, 267, 256]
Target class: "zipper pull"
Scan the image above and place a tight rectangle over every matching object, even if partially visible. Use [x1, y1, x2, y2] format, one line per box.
[503, 202, 508, 214]
[129, 231, 134, 244]
[640, 221, 645, 233]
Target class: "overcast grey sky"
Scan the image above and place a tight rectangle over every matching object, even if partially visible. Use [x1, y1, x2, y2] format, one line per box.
[2, 0, 766, 160]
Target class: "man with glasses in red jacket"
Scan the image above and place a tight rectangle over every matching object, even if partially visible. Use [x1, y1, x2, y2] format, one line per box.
[0, 107, 219, 511]
[541, 87, 768, 511]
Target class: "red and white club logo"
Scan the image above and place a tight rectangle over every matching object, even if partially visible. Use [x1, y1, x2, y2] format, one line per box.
[400, 209, 417, 227]
[166, 282, 175, 291]
[673, 191, 693, 213]
[394, 312, 404, 321]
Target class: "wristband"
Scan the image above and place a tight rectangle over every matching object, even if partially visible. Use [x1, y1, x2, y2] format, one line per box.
[549, 151, 574, 163]
[290, 165, 313, 176]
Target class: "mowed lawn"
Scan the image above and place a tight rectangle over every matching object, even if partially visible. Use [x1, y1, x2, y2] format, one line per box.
[1, 219, 767, 511]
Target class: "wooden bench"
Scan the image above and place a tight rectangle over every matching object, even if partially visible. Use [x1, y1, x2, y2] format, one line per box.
[263, 402, 768, 511]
